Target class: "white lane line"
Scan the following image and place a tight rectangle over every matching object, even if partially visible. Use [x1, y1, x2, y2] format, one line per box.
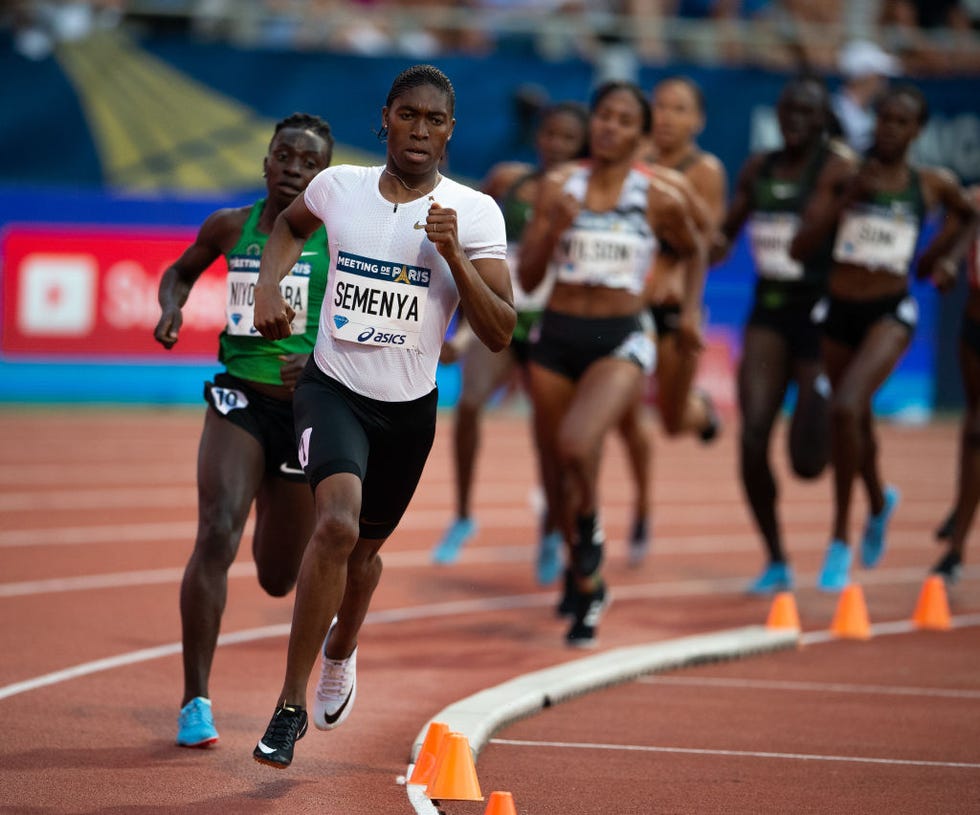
[0, 563, 256, 597]
[0, 521, 204, 547]
[487, 738, 980, 770]
[2, 557, 977, 600]
[0, 512, 962, 555]
[799, 614, 980, 643]
[640, 675, 980, 699]
[0, 594, 555, 702]
[4, 559, 970, 600]
[0, 487, 196, 511]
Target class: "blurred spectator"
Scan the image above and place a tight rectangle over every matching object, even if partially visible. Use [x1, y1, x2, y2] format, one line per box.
[9, 0, 975, 73]
[775, 0, 847, 72]
[10, 1, 121, 60]
[830, 39, 901, 153]
[666, 0, 775, 64]
[529, 1, 666, 75]
[884, 0, 971, 29]
[880, 0, 980, 73]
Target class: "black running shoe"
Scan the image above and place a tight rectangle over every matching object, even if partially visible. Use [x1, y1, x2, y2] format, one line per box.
[556, 568, 578, 618]
[698, 390, 720, 444]
[253, 704, 308, 769]
[565, 579, 608, 648]
[932, 550, 962, 585]
[935, 510, 955, 541]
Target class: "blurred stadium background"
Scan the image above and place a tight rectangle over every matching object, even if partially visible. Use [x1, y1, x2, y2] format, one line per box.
[1, 1, 977, 413]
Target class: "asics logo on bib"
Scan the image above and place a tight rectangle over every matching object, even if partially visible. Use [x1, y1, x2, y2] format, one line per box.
[356, 327, 406, 345]
[413, 222, 426, 229]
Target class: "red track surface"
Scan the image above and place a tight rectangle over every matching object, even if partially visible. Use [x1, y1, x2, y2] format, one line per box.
[1, 406, 977, 814]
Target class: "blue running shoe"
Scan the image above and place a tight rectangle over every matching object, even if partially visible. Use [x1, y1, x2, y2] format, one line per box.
[748, 561, 794, 595]
[431, 517, 476, 565]
[177, 697, 219, 748]
[536, 530, 564, 585]
[861, 485, 899, 568]
[817, 540, 852, 592]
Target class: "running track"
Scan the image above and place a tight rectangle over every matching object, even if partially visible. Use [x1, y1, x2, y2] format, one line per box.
[0, 406, 977, 814]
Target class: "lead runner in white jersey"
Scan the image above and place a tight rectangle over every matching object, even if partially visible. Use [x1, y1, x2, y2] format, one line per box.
[304, 163, 507, 401]
[249, 65, 515, 770]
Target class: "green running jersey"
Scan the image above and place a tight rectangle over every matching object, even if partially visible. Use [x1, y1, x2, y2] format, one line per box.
[218, 199, 329, 385]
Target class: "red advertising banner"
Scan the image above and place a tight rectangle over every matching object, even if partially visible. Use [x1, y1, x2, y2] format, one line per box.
[1, 226, 226, 358]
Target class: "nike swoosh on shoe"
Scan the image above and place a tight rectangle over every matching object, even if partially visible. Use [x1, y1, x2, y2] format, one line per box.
[322, 687, 353, 726]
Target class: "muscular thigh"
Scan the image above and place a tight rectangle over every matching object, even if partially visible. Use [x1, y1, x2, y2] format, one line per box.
[459, 339, 516, 406]
[656, 333, 698, 404]
[528, 362, 576, 450]
[197, 408, 264, 525]
[831, 319, 912, 406]
[562, 358, 644, 453]
[738, 325, 792, 423]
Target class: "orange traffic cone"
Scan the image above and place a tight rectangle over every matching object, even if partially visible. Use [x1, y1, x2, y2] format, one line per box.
[483, 791, 518, 815]
[408, 721, 449, 786]
[830, 583, 872, 640]
[426, 732, 483, 801]
[766, 591, 801, 631]
[913, 575, 952, 631]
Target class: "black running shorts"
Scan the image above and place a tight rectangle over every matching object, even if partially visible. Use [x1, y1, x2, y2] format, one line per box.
[747, 281, 823, 362]
[292, 361, 438, 540]
[203, 372, 305, 483]
[814, 292, 917, 350]
[529, 310, 655, 381]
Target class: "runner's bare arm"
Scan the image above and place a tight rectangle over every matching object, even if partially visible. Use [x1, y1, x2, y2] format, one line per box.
[713, 153, 765, 265]
[652, 183, 707, 353]
[253, 195, 322, 341]
[916, 168, 980, 290]
[789, 153, 862, 262]
[154, 208, 241, 349]
[517, 167, 576, 294]
[424, 201, 516, 352]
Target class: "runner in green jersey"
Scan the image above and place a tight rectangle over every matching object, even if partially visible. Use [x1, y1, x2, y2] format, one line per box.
[790, 84, 978, 592]
[153, 113, 333, 749]
[716, 76, 855, 595]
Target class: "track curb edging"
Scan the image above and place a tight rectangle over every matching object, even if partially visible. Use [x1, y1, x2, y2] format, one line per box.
[404, 624, 799, 812]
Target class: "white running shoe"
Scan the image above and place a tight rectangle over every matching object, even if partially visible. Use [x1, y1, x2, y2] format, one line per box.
[313, 625, 357, 731]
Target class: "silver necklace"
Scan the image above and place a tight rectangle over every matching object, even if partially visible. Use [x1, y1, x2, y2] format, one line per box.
[384, 168, 439, 212]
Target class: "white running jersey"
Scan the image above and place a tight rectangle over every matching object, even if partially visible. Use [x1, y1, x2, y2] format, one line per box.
[304, 165, 507, 401]
[547, 164, 657, 295]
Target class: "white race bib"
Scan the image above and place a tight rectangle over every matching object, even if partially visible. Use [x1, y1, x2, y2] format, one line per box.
[555, 227, 652, 292]
[329, 250, 429, 349]
[747, 212, 804, 281]
[226, 263, 311, 336]
[833, 209, 918, 275]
